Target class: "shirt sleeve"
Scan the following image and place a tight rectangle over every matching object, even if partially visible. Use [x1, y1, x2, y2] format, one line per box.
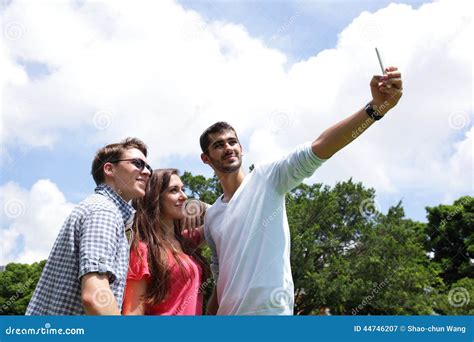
[78, 209, 121, 283]
[127, 241, 151, 281]
[264, 142, 327, 195]
[203, 217, 219, 282]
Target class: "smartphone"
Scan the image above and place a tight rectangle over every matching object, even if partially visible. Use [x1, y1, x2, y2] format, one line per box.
[375, 47, 385, 75]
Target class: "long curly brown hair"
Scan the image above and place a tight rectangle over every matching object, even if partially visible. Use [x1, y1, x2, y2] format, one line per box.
[131, 168, 209, 305]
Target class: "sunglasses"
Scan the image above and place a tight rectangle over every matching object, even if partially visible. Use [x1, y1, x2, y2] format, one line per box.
[109, 158, 153, 175]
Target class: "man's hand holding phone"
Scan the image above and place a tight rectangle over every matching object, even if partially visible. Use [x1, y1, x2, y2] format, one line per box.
[370, 48, 403, 116]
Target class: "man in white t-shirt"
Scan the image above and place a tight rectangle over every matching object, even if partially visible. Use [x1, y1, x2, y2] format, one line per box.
[201, 67, 403, 315]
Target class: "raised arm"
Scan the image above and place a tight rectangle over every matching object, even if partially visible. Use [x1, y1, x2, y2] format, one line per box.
[312, 66, 403, 159]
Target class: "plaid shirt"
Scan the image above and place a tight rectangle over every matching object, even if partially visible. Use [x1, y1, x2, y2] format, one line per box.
[26, 184, 135, 315]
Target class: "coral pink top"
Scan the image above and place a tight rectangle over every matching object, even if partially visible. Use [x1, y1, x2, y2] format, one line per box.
[125, 230, 204, 315]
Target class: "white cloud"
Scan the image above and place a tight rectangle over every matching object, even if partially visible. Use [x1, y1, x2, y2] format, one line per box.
[0, 180, 75, 264]
[0, 0, 472, 253]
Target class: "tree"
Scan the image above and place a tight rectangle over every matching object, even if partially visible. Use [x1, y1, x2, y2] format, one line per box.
[288, 179, 442, 315]
[0, 261, 46, 315]
[181, 171, 222, 205]
[425, 196, 474, 285]
[433, 277, 474, 315]
[7, 170, 471, 316]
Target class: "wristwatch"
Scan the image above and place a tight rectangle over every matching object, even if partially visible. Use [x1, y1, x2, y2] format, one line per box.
[365, 102, 384, 121]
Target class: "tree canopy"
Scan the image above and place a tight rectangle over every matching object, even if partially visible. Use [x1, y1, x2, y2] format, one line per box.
[1, 170, 471, 315]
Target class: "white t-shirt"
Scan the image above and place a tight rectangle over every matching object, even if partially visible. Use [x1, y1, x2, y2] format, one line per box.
[204, 142, 326, 315]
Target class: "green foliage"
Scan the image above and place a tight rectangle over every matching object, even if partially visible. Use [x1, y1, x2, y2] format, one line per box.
[425, 196, 474, 285]
[0, 261, 46, 315]
[7, 170, 472, 316]
[181, 171, 222, 204]
[288, 180, 443, 315]
[433, 277, 474, 315]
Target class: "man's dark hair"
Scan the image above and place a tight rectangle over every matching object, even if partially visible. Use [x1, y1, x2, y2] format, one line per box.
[91, 137, 148, 185]
[199, 121, 239, 154]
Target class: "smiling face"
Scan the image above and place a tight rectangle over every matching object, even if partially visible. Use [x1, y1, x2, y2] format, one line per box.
[160, 174, 188, 221]
[104, 147, 151, 201]
[202, 130, 243, 174]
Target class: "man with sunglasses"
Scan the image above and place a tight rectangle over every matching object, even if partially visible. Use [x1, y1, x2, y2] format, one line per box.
[26, 138, 152, 315]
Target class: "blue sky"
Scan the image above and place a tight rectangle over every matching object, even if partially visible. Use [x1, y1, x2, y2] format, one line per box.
[179, 0, 427, 64]
[1, 0, 472, 264]
[2, 0, 431, 202]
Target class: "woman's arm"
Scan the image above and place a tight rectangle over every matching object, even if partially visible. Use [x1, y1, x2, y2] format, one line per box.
[122, 279, 147, 315]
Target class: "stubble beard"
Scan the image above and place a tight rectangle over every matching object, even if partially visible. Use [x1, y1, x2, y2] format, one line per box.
[210, 155, 242, 174]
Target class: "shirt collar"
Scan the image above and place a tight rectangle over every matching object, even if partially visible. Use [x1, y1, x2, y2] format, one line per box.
[95, 183, 136, 225]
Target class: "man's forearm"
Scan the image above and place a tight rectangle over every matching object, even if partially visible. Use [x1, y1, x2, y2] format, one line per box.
[83, 297, 121, 315]
[81, 273, 121, 315]
[311, 100, 390, 159]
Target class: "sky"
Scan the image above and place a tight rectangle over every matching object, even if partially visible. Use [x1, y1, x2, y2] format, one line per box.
[0, 0, 472, 265]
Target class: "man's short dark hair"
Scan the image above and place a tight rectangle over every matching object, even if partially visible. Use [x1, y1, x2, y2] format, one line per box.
[199, 121, 239, 154]
[91, 137, 148, 185]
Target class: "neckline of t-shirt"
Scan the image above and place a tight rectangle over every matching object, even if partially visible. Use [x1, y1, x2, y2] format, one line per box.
[218, 194, 228, 205]
[217, 172, 252, 206]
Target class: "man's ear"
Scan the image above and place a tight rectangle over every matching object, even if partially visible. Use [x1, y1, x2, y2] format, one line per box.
[201, 153, 210, 165]
[103, 162, 114, 178]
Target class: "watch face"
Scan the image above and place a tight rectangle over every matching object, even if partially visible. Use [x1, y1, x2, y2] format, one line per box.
[365, 104, 382, 120]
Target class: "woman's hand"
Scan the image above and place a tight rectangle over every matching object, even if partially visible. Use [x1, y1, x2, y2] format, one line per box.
[180, 199, 209, 235]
